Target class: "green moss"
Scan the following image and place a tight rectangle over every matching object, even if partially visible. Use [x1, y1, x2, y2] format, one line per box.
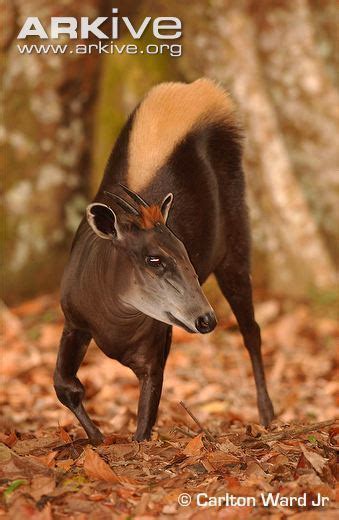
[3, 479, 27, 500]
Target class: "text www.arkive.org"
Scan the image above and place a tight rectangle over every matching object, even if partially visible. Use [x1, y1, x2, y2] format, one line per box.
[16, 42, 182, 57]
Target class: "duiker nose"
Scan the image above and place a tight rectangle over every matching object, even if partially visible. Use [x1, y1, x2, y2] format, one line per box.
[195, 312, 217, 334]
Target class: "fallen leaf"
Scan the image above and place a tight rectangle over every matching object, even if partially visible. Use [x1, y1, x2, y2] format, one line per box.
[201, 458, 215, 472]
[12, 436, 59, 456]
[103, 433, 130, 445]
[100, 443, 138, 459]
[245, 461, 267, 478]
[1, 293, 338, 518]
[56, 459, 74, 471]
[30, 476, 55, 501]
[300, 444, 327, 474]
[182, 434, 204, 457]
[206, 451, 240, 465]
[33, 452, 57, 468]
[0, 443, 12, 464]
[217, 439, 242, 454]
[0, 431, 18, 447]
[8, 496, 53, 520]
[83, 447, 120, 483]
[59, 427, 72, 443]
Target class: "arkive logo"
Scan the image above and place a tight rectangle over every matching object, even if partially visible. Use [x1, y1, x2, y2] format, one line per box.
[17, 8, 182, 40]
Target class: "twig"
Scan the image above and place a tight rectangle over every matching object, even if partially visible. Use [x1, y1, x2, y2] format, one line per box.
[52, 438, 90, 451]
[174, 426, 196, 438]
[255, 419, 337, 443]
[179, 401, 216, 442]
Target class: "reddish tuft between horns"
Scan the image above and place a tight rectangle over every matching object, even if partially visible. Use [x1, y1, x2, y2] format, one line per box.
[139, 205, 164, 229]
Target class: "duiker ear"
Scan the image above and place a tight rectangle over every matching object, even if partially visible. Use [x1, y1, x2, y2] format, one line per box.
[160, 193, 173, 223]
[86, 203, 121, 240]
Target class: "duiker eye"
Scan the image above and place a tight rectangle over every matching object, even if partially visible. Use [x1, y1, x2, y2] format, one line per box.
[145, 255, 163, 268]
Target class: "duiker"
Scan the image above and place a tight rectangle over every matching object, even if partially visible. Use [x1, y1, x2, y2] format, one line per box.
[54, 79, 274, 444]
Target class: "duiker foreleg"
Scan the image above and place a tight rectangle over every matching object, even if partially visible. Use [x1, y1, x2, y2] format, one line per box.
[54, 327, 104, 445]
[129, 328, 172, 441]
[215, 263, 274, 426]
[133, 368, 164, 441]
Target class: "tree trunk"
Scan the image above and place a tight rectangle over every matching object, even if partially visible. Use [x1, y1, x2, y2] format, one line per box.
[1, 0, 102, 303]
[164, 0, 337, 295]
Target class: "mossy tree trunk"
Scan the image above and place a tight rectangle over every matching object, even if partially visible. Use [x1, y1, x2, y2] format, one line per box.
[2, 0, 103, 303]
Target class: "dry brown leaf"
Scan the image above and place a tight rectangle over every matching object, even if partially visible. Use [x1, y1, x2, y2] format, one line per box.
[33, 452, 57, 468]
[103, 433, 131, 445]
[201, 458, 215, 472]
[182, 433, 204, 457]
[0, 430, 18, 447]
[1, 293, 338, 518]
[56, 459, 74, 471]
[300, 444, 327, 474]
[59, 427, 72, 443]
[206, 451, 240, 465]
[8, 496, 53, 520]
[266, 453, 289, 467]
[217, 439, 242, 455]
[12, 436, 58, 456]
[0, 444, 19, 479]
[100, 443, 138, 460]
[30, 475, 55, 501]
[88, 492, 109, 502]
[133, 492, 151, 515]
[0, 445, 52, 479]
[245, 461, 267, 478]
[83, 447, 120, 483]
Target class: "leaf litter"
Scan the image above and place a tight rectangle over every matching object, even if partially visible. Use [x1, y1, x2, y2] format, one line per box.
[0, 293, 338, 518]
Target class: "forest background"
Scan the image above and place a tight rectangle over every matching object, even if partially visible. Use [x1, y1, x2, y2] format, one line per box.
[1, 1, 338, 518]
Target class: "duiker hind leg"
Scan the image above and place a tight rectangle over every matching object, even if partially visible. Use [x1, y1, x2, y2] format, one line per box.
[54, 327, 104, 445]
[215, 262, 274, 426]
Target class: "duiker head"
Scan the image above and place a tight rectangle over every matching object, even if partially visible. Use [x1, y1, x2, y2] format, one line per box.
[86, 185, 216, 334]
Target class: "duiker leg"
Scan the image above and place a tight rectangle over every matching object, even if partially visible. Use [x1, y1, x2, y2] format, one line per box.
[215, 264, 274, 426]
[133, 368, 164, 441]
[130, 328, 172, 441]
[54, 327, 104, 445]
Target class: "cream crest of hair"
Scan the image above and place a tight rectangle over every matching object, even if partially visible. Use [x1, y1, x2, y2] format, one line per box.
[127, 78, 236, 192]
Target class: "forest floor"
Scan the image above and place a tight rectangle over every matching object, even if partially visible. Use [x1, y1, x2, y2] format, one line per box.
[0, 292, 338, 519]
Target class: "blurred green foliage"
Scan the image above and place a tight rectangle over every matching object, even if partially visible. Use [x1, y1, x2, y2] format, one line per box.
[308, 289, 339, 319]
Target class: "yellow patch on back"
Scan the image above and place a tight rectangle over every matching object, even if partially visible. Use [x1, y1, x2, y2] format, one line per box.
[127, 78, 235, 192]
